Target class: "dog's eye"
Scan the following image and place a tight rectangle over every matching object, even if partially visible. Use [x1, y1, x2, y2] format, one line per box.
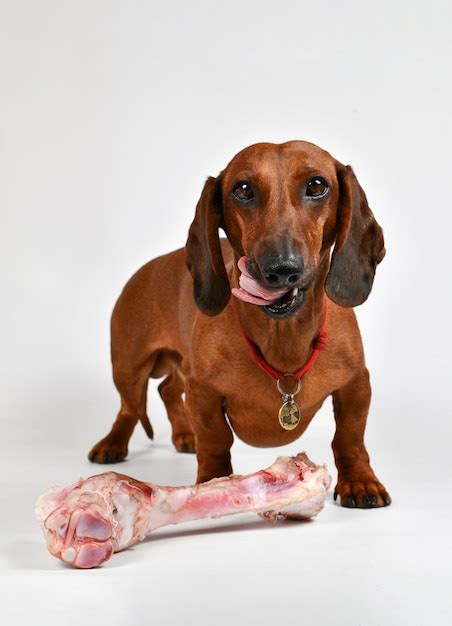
[232, 181, 255, 203]
[305, 177, 329, 199]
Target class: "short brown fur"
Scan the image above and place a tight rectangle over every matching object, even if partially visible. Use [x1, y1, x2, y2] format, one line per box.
[88, 141, 391, 509]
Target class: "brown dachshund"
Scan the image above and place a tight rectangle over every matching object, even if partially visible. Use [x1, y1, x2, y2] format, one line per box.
[88, 140, 391, 509]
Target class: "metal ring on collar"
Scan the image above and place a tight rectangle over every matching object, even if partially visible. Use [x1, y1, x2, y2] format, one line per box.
[276, 375, 301, 397]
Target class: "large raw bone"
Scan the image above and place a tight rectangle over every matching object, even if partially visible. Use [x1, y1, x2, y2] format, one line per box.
[36, 452, 331, 568]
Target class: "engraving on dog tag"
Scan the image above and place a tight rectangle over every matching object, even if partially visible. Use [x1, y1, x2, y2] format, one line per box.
[278, 400, 301, 430]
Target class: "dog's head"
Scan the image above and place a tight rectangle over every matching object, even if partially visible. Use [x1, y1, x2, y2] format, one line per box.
[185, 141, 385, 318]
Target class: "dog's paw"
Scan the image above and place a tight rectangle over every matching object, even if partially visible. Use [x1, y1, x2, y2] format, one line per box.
[172, 432, 196, 454]
[334, 476, 391, 508]
[88, 437, 128, 464]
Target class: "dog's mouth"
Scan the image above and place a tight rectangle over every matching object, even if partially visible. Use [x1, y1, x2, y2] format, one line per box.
[231, 256, 309, 319]
[263, 286, 306, 319]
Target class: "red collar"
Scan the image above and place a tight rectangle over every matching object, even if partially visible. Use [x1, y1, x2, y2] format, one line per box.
[233, 299, 328, 382]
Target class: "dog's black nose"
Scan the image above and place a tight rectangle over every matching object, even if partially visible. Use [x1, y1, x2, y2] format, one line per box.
[261, 257, 304, 288]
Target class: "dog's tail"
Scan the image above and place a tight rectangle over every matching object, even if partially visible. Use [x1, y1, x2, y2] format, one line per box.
[139, 414, 154, 439]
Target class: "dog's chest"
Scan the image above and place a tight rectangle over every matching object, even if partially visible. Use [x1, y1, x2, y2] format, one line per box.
[221, 367, 329, 447]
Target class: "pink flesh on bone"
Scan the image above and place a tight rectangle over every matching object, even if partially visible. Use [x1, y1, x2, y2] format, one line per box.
[231, 256, 288, 305]
[36, 452, 331, 569]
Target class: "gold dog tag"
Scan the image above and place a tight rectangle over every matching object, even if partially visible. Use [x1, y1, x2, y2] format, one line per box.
[278, 399, 301, 430]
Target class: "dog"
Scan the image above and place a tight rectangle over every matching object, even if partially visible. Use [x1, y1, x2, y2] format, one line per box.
[88, 140, 391, 509]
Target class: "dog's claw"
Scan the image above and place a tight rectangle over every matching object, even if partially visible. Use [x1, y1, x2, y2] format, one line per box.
[346, 495, 356, 508]
[179, 444, 196, 454]
[335, 475, 391, 509]
[333, 487, 338, 501]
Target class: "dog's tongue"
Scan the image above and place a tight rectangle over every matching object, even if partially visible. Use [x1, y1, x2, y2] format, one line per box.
[231, 256, 288, 306]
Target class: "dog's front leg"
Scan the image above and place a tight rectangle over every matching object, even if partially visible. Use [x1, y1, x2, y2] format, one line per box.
[332, 368, 391, 508]
[185, 378, 233, 483]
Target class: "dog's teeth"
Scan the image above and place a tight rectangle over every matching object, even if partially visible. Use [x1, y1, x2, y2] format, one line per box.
[290, 288, 298, 297]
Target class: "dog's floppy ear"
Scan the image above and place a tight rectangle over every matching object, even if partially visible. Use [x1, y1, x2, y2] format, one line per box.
[325, 164, 385, 307]
[185, 175, 230, 316]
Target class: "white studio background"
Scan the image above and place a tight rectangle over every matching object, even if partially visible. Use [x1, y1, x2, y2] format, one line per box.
[1, 1, 451, 625]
